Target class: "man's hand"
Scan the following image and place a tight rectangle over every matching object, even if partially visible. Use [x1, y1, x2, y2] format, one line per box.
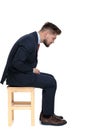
[33, 68, 40, 74]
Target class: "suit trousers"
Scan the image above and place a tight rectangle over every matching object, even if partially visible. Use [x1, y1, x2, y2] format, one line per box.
[33, 72, 57, 115]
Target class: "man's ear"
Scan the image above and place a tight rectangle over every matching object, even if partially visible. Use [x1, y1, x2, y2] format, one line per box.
[44, 30, 49, 38]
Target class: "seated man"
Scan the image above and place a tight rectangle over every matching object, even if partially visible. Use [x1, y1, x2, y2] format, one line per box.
[0, 22, 67, 126]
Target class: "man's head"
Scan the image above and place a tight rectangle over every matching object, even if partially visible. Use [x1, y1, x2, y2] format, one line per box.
[39, 22, 61, 47]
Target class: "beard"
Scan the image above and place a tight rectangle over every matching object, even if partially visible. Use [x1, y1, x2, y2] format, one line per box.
[43, 39, 50, 47]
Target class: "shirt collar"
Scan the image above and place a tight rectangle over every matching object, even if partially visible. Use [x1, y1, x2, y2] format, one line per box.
[36, 32, 40, 44]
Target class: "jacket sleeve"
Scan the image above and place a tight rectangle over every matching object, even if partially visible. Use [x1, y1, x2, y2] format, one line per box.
[12, 46, 33, 73]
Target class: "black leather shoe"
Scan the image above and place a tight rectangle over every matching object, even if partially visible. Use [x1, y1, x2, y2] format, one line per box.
[40, 115, 67, 126]
[39, 113, 63, 121]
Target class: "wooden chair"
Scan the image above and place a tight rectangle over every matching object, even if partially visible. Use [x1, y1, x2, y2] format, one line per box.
[7, 86, 35, 126]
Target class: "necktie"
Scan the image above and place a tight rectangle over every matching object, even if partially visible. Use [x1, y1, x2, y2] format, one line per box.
[38, 44, 40, 51]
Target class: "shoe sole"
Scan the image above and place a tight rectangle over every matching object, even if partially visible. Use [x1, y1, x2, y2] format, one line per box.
[41, 121, 67, 126]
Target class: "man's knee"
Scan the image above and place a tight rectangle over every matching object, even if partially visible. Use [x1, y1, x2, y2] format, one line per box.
[49, 74, 57, 86]
[49, 74, 57, 85]
[52, 77, 57, 90]
[53, 77, 57, 87]
[48, 76, 57, 90]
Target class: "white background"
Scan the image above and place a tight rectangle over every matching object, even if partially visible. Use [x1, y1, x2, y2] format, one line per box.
[0, 0, 87, 129]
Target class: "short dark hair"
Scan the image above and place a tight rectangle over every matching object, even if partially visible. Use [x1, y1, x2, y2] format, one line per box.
[40, 22, 61, 35]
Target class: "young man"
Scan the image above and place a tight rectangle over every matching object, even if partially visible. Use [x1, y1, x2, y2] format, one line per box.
[0, 22, 67, 126]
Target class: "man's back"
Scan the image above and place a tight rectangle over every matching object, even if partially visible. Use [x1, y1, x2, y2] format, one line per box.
[0, 32, 38, 85]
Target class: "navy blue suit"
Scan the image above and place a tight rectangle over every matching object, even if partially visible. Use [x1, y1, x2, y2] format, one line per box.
[0, 31, 57, 115]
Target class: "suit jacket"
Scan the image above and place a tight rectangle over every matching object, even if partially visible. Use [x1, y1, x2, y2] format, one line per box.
[0, 31, 39, 86]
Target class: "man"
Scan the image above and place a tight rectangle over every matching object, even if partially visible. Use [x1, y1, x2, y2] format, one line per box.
[0, 22, 67, 126]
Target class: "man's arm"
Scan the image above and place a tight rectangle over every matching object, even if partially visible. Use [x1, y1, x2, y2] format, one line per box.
[12, 46, 33, 73]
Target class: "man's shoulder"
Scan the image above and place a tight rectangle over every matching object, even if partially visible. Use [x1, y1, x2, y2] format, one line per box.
[16, 31, 37, 43]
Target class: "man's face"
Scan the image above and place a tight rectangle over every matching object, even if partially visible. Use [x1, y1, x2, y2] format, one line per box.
[43, 33, 57, 47]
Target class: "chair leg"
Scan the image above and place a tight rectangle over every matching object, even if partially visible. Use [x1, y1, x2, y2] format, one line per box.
[31, 90, 35, 126]
[8, 90, 13, 126]
[8, 110, 13, 126]
[12, 92, 14, 121]
[12, 110, 14, 121]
